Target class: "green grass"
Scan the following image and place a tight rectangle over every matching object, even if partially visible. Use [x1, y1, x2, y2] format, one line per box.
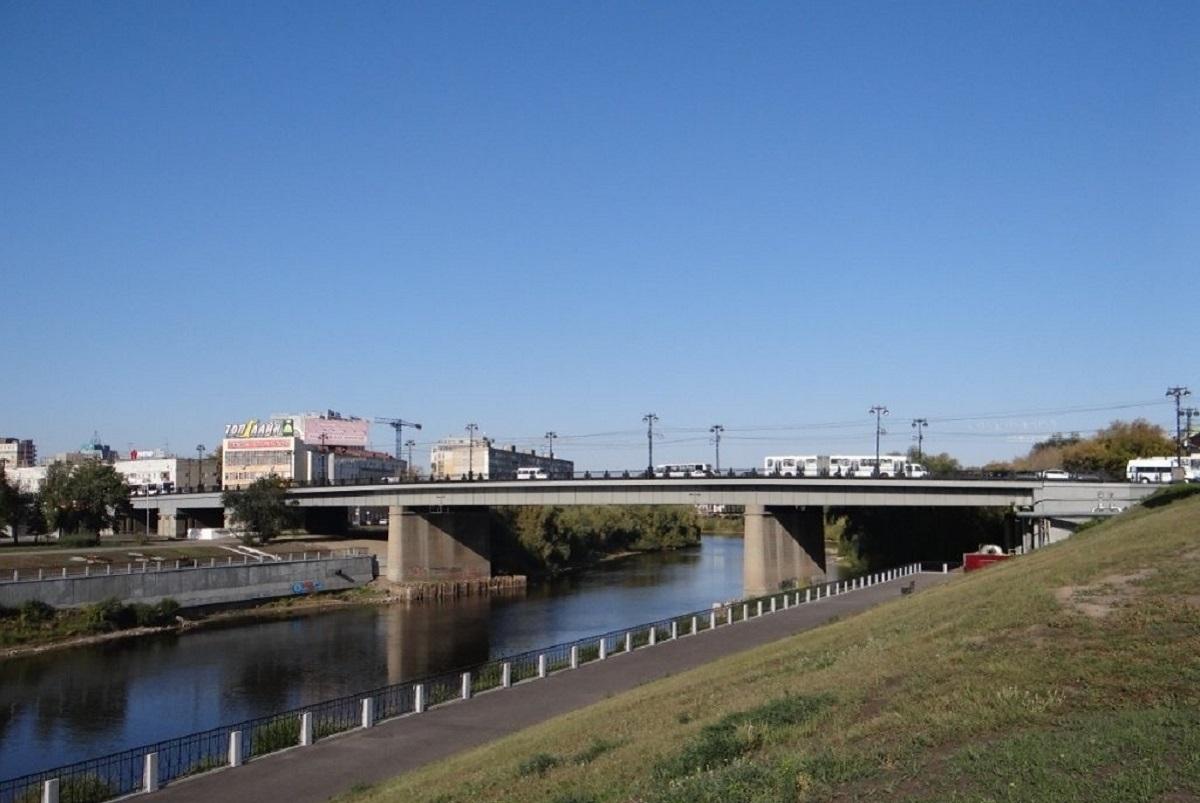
[338, 495, 1200, 803]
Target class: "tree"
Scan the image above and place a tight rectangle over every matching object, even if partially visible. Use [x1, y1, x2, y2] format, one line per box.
[39, 461, 131, 535]
[906, 447, 961, 476]
[0, 465, 16, 539]
[1010, 419, 1175, 479]
[222, 476, 297, 544]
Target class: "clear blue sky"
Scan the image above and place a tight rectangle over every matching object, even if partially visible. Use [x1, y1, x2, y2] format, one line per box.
[2, 1, 1196, 468]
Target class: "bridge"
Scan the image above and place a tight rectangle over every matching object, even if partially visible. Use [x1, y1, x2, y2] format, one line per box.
[130, 477, 1155, 595]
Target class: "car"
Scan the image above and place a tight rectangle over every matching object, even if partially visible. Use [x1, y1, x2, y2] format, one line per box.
[1040, 469, 1071, 481]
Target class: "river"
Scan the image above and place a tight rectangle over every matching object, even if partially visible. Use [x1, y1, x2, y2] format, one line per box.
[0, 535, 836, 780]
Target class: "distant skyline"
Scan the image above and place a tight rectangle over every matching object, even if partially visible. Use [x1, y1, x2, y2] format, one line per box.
[2, 2, 1196, 468]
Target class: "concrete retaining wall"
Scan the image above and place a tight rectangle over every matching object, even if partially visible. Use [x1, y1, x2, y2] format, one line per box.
[0, 555, 377, 609]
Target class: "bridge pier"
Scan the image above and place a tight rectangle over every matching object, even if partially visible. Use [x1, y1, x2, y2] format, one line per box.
[386, 506, 491, 583]
[743, 505, 825, 597]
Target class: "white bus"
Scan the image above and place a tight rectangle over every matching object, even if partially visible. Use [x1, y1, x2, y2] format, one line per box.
[654, 463, 713, 478]
[763, 455, 820, 476]
[1126, 456, 1198, 483]
[516, 467, 550, 480]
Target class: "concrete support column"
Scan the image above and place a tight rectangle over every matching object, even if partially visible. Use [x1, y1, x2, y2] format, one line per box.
[742, 505, 825, 597]
[156, 512, 187, 538]
[387, 506, 491, 584]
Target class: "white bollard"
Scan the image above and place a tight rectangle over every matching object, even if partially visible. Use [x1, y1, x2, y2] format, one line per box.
[726, 606, 733, 624]
[461, 672, 471, 699]
[649, 627, 657, 646]
[624, 632, 633, 652]
[691, 616, 698, 635]
[538, 654, 547, 678]
[62, 567, 67, 578]
[783, 595, 789, 609]
[671, 621, 678, 639]
[502, 661, 512, 686]
[709, 611, 717, 629]
[300, 712, 313, 746]
[414, 684, 426, 714]
[229, 730, 243, 767]
[805, 588, 811, 603]
[599, 639, 608, 660]
[41, 778, 58, 803]
[84, 566, 89, 577]
[361, 697, 374, 727]
[570, 645, 579, 668]
[771, 597, 777, 613]
[144, 752, 159, 792]
[743, 603, 749, 620]
[943, 563, 948, 574]
[757, 600, 763, 616]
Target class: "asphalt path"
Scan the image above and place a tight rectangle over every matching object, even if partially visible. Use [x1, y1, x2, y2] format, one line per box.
[148, 572, 952, 803]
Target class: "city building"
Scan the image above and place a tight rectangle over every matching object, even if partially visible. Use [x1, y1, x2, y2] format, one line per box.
[0, 438, 36, 469]
[51, 434, 117, 465]
[115, 454, 220, 494]
[430, 437, 573, 480]
[221, 411, 403, 489]
[7, 465, 47, 493]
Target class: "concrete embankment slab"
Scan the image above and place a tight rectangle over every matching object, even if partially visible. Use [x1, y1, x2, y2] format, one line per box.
[146, 573, 952, 803]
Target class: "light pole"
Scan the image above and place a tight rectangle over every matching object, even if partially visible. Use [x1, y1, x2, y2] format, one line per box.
[709, 424, 724, 473]
[465, 423, 479, 480]
[911, 419, 927, 461]
[404, 439, 416, 478]
[545, 431, 557, 460]
[1167, 387, 1191, 471]
[195, 444, 205, 490]
[869, 405, 889, 476]
[643, 413, 658, 476]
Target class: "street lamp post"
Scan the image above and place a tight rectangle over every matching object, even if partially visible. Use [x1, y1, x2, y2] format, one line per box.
[709, 424, 724, 473]
[911, 419, 927, 461]
[404, 439, 416, 478]
[465, 423, 479, 480]
[195, 444, 205, 490]
[545, 431, 557, 460]
[642, 413, 659, 476]
[869, 405, 889, 477]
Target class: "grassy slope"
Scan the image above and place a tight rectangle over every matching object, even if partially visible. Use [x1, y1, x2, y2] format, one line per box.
[343, 498, 1200, 803]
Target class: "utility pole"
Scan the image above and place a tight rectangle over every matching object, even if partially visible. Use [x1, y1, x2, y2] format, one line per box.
[643, 413, 658, 476]
[545, 431, 557, 460]
[709, 424, 724, 473]
[404, 439, 416, 478]
[1166, 387, 1191, 470]
[374, 417, 422, 461]
[465, 423, 479, 480]
[911, 419, 927, 461]
[869, 405, 889, 477]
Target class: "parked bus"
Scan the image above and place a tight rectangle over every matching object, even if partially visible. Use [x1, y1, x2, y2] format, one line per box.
[763, 455, 820, 476]
[653, 463, 713, 478]
[516, 467, 550, 480]
[1126, 456, 1198, 483]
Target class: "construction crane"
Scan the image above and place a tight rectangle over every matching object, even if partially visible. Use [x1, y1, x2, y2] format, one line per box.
[375, 417, 422, 461]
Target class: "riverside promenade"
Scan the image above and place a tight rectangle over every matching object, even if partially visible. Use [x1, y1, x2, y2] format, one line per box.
[150, 572, 952, 803]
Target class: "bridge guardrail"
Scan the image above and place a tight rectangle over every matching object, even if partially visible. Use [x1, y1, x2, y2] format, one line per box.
[0, 562, 938, 803]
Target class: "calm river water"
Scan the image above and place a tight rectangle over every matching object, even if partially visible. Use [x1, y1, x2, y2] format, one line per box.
[0, 535, 832, 779]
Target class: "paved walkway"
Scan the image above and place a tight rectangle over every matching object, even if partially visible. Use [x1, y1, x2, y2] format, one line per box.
[150, 572, 952, 803]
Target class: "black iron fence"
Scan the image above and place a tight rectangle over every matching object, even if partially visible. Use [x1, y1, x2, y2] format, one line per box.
[0, 563, 932, 803]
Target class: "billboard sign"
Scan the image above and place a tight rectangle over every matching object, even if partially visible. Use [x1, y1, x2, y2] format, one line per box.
[224, 438, 293, 451]
[224, 419, 295, 439]
[300, 417, 369, 448]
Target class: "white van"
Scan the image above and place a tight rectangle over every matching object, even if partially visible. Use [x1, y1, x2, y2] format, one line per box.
[516, 467, 550, 480]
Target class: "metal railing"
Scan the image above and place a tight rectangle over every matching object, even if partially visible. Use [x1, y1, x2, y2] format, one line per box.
[133, 468, 1123, 497]
[0, 548, 370, 585]
[0, 562, 933, 803]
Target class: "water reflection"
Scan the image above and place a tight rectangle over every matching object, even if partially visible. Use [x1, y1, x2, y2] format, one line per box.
[0, 536, 745, 779]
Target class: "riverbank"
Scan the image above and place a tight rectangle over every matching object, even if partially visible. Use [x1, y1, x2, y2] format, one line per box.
[339, 494, 1200, 802]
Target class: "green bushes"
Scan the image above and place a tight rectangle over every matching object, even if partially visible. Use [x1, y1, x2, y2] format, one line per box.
[250, 717, 299, 756]
[491, 505, 702, 575]
[0, 597, 184, 647]
[19, 599, 54, 625]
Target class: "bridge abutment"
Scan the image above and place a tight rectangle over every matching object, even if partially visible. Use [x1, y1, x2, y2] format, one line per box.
[743, 505, 825, 597]
[386, 506, 492, 583]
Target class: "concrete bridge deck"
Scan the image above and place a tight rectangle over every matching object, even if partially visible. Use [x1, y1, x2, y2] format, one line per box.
[145, 570, 953, 803]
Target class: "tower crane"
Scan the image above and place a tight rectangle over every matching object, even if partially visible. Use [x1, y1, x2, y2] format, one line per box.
[375, 417, 422, 461]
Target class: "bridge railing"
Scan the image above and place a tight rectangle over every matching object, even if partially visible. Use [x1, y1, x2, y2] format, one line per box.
[0, 562, 938, 803]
